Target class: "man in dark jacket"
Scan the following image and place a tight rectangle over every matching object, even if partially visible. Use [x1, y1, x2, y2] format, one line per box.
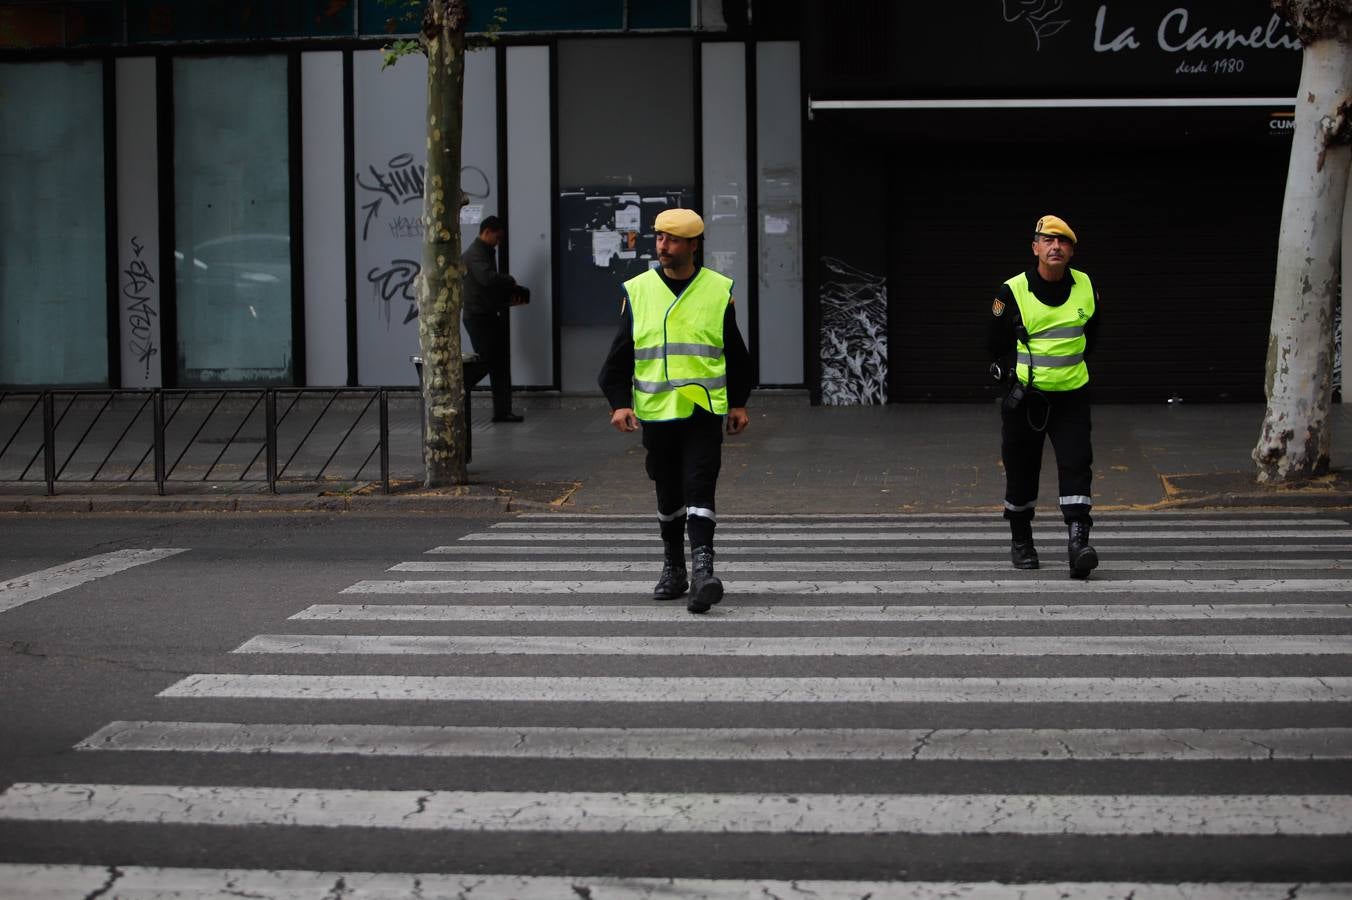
[462, 216, 524, 422]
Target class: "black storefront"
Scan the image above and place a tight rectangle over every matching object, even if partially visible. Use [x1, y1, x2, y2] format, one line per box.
[802, 0, 1302, 404]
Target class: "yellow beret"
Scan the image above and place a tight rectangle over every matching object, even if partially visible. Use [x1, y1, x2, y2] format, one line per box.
[1034, 214, 1077, 244]
[654, 208, 704, 238]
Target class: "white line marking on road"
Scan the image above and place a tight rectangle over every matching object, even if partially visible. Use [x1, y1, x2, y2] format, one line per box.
[292, 602, 1352, 622]
[491, 519, 1344, 530]
[76, 722, 1352, 761]
[157, 674, 1352, 704]
[2, 868, 1345, 900]
[459, 530, 1352, 542]
[425, 544, 1352, 556]
[393, 559, 1352, 573]
[0, 783, 1345, 836]
[518, 511, 1347, 521]
[341, 578, 1352, 595]
[0, 549, 188, 615]
[233, 633, 1352, 657]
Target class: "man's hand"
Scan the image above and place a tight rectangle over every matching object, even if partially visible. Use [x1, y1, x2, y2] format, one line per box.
[610, 408, 639, 432]
[726, 407, 749, 435]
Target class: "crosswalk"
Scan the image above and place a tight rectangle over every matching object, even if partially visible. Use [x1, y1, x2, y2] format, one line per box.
[3, 511, 1351, 897]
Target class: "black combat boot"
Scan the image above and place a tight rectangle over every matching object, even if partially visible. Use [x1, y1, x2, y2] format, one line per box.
[651, 539, 688, 600]
[687, 545, 724, 614]
[1009, 519, 1038, 570]
[1068, 519, 1098, 579]
[1010, 539, 1039, 570]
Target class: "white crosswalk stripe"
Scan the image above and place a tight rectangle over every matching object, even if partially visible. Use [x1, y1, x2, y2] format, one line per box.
[292, 602, 1352, 622]
[392, 558, 1352, 572]
[458, 529, 1352, 541]
[77, 722, 1352, 761]
[158, 673, 1352, 703]
[233, 633, 1352, 656]
[341, 577, 1352, 594]
[4, 867, 1345, 899]
[3, 783, 1347, 836]
[5, 512, 1352, 895]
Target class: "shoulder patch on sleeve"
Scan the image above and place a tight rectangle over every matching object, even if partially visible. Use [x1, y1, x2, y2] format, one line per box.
[728, 295, 735, 306]
[620, 297, 627, 315]
[991, 298, 1006, 317]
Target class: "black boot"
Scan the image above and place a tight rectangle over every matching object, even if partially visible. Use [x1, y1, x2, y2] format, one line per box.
[1068, 520, 1098, 579]
[652, 540, 688, 600]
[1010, 539, 1039, 570]
[687, 545, 723, 614]
[1009, 518, 1038, 570]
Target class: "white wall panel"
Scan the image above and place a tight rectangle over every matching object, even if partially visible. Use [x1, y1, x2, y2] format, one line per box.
[352, 49, 498, 386]
[506, 45, 554, 388]
[301, 51, 346, 386]
[701, 42, 749, 340]
[756, 42, 803, 385]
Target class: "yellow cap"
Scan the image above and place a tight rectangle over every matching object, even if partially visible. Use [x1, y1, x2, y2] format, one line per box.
[1034, 214, 1076, 243]
[654, 208, 704, 238]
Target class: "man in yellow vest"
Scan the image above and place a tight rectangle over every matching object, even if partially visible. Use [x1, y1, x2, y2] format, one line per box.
[987, 215, 1101, 579]
[598, 208, 752, 613]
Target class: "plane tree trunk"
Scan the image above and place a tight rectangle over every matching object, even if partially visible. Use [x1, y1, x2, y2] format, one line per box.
[416, 0, 470, 486]
[1254, 0, 1352, 483]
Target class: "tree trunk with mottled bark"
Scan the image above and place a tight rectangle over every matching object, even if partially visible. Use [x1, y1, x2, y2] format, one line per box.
[417, 0, 470, 486]
[1254, 0, 1352, 483]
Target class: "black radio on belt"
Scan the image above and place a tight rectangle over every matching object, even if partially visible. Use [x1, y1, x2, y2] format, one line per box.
[1001, 323, 1033, 414]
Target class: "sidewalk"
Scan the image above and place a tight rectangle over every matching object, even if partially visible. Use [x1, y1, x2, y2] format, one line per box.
[4, 392, 1352, 514]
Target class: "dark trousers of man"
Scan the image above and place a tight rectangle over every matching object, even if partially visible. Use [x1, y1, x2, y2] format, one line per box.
[464, 309, 513, 418]
[1001, 385, 1093, 531]
[641, 406, 723, 549]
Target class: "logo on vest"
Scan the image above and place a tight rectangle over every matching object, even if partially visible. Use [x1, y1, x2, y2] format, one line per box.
[1077, 308, 1088, 320]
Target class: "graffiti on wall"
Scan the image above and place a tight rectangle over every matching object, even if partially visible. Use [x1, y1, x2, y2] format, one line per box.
[357, 155, 495, 327]
[819, 256, 887, 406]
[122, 235, 159, 379]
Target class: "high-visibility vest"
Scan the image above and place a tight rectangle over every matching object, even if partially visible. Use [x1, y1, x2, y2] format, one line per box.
[1006, 269, 1095, 392]
[626, 267, 732, 421]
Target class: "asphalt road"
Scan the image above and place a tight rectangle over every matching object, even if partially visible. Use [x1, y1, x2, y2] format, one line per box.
[1, 510, 1351, 897]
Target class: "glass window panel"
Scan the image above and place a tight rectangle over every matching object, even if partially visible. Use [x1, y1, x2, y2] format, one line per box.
[0, 61, 108, 385]
[628, 0, 689, 29]
[128, 1, 353, 42]
[174, 55, 292, 385]
[360, 0, 623, 35]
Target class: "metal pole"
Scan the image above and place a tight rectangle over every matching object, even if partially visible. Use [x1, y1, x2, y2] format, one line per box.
[379, 389, 390, 494]
[42, 392, 56, 496]
[153, 390, 166, 496]
[265, 389, 278, 494]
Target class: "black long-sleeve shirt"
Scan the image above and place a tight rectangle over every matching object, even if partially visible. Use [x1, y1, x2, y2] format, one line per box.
[597, 266, 753, 411]
[461, 236, 517, 315]
[986, 266, 1101, 365]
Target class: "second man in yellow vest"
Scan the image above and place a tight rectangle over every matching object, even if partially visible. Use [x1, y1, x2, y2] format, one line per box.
[988, 214, 1101, 579]
[598, 208, 752, 614]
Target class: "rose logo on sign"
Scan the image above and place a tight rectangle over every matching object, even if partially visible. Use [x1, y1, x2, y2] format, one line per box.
[1002, 0, 1070, 51]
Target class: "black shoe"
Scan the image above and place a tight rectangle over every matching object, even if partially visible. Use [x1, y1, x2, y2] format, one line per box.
[652, 540, 688, 601]
[687, 545, 723, 614]
[1010, 539, 1039, 570]
[1068, 520, 1098, 580]
[491, 412, 524, 423]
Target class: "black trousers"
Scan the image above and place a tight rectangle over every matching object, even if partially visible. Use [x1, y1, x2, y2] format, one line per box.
[1001, 386, 1093, 527]
[641, 407, 724, 548]
[464, 309, 513, 418]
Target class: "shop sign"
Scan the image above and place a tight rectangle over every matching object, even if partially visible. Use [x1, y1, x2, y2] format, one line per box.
[811, 1, 1302, 96]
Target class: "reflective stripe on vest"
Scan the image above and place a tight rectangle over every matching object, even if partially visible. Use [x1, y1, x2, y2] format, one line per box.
[1006, 269, 1095, 392]
[627, 267, 733, 421]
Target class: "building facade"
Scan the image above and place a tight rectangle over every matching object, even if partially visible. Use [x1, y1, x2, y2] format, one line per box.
[1, 1, 1345, 403]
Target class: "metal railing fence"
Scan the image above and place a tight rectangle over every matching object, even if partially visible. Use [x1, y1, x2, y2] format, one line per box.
[0, 388, 422, 496]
